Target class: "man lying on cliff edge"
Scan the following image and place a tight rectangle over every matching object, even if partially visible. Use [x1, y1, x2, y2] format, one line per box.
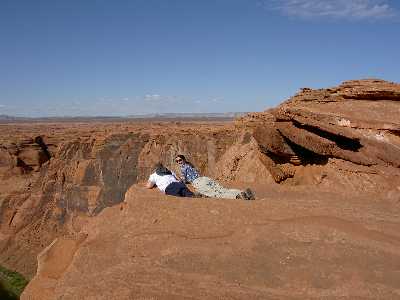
[146, 162, 195, 197]
[175, 154, 255, 200]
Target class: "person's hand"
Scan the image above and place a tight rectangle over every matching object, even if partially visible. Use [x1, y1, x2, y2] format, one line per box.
[145, 181, 156, 189]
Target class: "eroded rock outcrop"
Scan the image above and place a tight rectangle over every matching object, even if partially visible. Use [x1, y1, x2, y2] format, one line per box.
[0, 136, 52, 175]
[236, 79, 400, 188]
[1, 78, 400, 285]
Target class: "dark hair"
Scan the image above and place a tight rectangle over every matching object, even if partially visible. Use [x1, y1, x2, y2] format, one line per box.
[153, 162, 172, 176]
[175, 154, 186, 162]
[175, 154, 194, 167]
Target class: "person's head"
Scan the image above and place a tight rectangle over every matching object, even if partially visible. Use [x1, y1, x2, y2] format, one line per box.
[153, 162, 164, 171]
[175, 154, 195, 168]
[153, 162, 172, 176]
[175, 154, 187, 165]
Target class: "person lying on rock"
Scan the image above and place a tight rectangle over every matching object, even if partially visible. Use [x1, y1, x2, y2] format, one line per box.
[146, 162, 194, 197]
[175, 155, 255, 200]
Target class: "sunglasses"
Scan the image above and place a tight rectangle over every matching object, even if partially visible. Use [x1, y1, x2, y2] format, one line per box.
[176, 159, 183, 163]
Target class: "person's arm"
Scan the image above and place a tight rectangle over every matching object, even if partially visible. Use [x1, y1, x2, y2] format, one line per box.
[181, 165, 189, 183]
[146, 174, 156, 189]
[172, 172, 180, 181]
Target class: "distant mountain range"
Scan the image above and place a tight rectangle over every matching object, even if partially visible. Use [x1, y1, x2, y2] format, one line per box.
[127, 112, 246, 118]
[0, 112, 247, 123]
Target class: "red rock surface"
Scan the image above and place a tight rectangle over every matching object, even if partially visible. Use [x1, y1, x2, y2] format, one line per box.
[22, 185, 400, 299]
[0, 121, 247, 277]
[0, 79, 399, 299]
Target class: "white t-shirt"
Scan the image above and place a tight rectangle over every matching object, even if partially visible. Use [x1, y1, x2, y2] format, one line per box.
[148, 172, 179, 193]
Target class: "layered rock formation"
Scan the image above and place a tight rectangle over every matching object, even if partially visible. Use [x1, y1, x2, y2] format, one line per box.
[236, 79, 400, 191]
[0, 79, 400, 299]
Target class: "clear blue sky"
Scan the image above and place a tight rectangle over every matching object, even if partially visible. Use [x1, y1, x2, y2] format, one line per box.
[1, 0, 399, 117]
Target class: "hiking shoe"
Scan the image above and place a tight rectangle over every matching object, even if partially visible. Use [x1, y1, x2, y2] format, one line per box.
[236, 189, 255, 200]
[236, 192, 248, 200]
[244, 188, 255, 200]
[193, 191, 207, 198]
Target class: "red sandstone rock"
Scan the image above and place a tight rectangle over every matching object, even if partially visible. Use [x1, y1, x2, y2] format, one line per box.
[1, 79, 400, 299]
[22, 185, 400, 299]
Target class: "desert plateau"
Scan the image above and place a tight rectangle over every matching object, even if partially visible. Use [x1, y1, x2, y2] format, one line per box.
[0, 79, 399, 299]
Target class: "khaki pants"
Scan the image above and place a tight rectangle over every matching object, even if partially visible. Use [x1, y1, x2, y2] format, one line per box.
[192, 176, 242, 199]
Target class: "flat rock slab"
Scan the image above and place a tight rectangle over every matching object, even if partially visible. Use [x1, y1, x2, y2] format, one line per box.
[23, 185, 400, 299]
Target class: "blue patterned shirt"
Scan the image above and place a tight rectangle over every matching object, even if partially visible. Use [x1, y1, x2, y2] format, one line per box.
[180, 163, 200, 183]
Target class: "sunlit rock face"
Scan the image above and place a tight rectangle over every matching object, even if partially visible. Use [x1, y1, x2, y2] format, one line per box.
[1, 78, 400, 284]
[236, 79, 400, 187]
[0, 121, 245, 276]
[22, 183, 400, 300]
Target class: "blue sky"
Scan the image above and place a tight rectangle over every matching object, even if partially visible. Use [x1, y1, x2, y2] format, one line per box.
[0, 0, 399, 117]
